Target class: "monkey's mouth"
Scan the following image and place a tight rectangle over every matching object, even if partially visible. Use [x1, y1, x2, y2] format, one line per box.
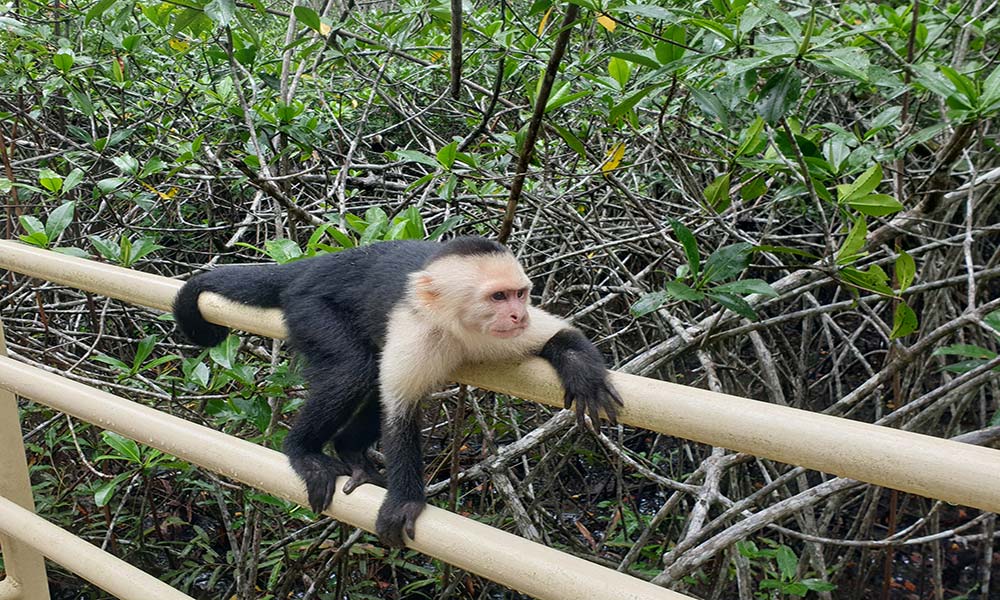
[491, 325, 527, 338]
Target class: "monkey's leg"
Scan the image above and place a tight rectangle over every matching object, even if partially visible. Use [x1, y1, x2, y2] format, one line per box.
[374, 405, 425, 547]
[283, 348, 378, 514]
[334, 395, 386, 494]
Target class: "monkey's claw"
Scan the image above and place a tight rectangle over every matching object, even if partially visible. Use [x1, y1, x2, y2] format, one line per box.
[376, 498, 425, 547]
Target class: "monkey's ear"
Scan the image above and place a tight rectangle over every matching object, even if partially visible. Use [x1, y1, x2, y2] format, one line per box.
[412, 272, 440, 306]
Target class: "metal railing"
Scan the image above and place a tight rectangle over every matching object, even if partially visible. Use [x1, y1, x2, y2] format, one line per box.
[1, 238, 999, 598]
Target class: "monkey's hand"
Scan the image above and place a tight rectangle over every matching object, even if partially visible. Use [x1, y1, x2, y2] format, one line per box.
[376, 496, 425, 547]
[540, 329, 624, 427]
[289, 454, 350, 514]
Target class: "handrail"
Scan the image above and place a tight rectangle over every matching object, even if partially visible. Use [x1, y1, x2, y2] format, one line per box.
[2, 239, 1000, 513]
[0, 496, 195, 600]
[0, 356, 684, 600]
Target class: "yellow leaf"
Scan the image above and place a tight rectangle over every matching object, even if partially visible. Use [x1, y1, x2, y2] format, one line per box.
[602, 142, 626, 175]
[537, 6, 554, 37]
[320, 22, 332, 36]
[597, 13, 616, 32]
[168, 38, 189, 52]
[429, 51, 444, 62]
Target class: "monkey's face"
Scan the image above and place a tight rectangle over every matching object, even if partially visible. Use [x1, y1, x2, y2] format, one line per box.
[411, 252, 533, 340]
[484, 286, 531, 338]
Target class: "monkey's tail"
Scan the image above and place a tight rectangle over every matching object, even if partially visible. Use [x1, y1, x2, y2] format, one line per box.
[173, 264, 293, 347]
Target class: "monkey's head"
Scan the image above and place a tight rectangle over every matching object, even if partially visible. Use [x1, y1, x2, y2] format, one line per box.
[411, 240, 532, 340]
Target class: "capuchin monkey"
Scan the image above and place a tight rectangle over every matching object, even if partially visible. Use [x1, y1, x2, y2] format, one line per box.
[173, 236, 622, 547]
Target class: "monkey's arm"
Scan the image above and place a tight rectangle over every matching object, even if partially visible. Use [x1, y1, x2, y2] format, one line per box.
[375, 309, 460, 547]
[528, 307, 624, 426]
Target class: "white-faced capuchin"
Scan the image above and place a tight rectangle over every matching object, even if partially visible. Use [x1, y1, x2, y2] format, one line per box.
[173, 236, 622, 546]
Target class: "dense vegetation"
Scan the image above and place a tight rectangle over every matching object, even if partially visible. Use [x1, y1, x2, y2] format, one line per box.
[2, 0, 999, 597]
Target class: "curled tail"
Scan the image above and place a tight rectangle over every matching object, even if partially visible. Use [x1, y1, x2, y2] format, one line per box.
[173, 264, 294, 347]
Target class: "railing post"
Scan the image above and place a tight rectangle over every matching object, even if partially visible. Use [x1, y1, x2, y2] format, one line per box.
[0, 318, 50, 600]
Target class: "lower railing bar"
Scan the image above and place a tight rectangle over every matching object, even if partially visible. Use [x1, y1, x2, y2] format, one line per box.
[0, 356, 686, 600]
[0, 496, 194, 600]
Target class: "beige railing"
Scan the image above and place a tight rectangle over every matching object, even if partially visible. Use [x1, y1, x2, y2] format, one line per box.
[1, 239, 999, 598]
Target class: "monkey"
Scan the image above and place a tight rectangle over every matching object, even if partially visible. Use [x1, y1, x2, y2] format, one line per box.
[173, 236, 622, 547]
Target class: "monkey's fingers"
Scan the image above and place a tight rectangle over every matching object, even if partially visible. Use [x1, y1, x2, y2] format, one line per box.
[606, 381, 625, 406]
[307, 478, 337, 514]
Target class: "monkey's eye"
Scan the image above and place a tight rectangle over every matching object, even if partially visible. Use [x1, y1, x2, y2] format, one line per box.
[491, 291, 506, 301]
[516, 289, 526, 299]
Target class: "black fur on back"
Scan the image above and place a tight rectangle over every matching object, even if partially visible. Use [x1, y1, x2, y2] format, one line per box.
[172, 236, 505, 349]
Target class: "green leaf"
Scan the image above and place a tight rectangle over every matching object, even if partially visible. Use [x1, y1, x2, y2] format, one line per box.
[85, 0, 119, 24]
[619, 4, 675, 20]
[837, 163, 882, 203]
[664, 280, 704, 301]
[38, 168, 63, 193]
[984, 309, 1000, 334]
[608, 56, 631, 89]
[294, 5, 321, 31]
[713, 279, 778, 297]
[704, 242, 753, 282]
[896, 250, 915, 292]
[840, 267, 894, 296]
[394, 149, 439, 168]
[102, 431, 141, 463]
[19, 215, 45, 236]
[654, 25, 686, 64]
[775, 545, 798, 581]
[735, 117, 766, 157]
[932, 344, 996, 359]
[890, 302, 918, 339]
[848, 194, 903, 217]
[129, 238, 163, 263]
[94, 473, 137, 507]
[263, 239, 302, 263]
[63, 168, 85, 193]
[139, 157, 167, 178]
[609, 51, 659, 70]
[706, 291, 758, 320]
[609, 85, 657, 123]
[204, 0, 235, 27]
[552, 124, 586, 156]
[981, 64, 1000, 111]
[44, 201, 75, 241]
[669, 219, 700, 277]
[89, 235, 120, 261]
[689, 86, 728, 127]
[755, 67, 801, 125]
[835, 217, 867, 265]
[425, 217, 460, 242]
[210, 335, 240, 368]
[630, 291, 669, 317]
[436, 141, 458, 170]
[133, 335, 157, 371]
[703, 172, 731, 212]
[939, 65, 978, 106]
[53, 48, 74, 75]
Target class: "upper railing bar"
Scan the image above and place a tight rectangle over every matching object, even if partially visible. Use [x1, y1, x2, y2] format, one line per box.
[0, 356, 685, 600]
[2, 240, 1000, 514]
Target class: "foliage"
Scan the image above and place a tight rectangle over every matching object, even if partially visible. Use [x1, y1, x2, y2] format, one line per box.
[3, 0, 999, 597]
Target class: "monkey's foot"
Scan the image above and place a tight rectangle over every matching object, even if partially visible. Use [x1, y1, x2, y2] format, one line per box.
[341, 464, 386, 494]
[375, 498, 425, 547]
[288, 453, 350, 514]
